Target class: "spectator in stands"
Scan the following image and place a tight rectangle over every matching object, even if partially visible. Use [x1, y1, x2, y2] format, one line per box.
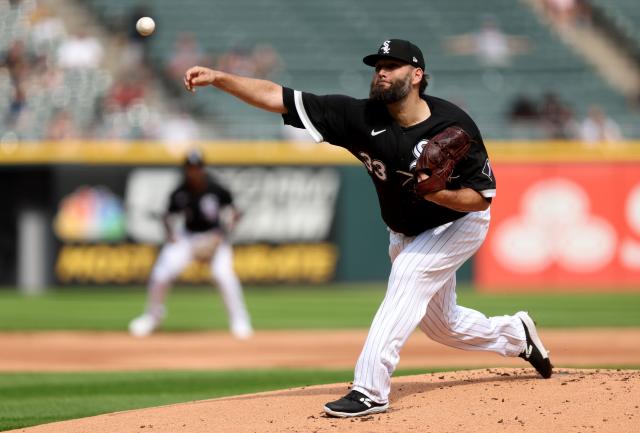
[216, 45, 259, 77]
[2, 40, 30, 124]
[31, 54, 64, 91]
[57, 30, 104, 69]
[508, 94, 539, 123]
[29, 5, 66, 53]
[539, 92, 577, 139]
[215, 43, 282, 79]
[96, 103, 134, 139]
[111, 35, 147, 75]
[543, 0, 591, 27]
[3, 40, 29, 85]
[46, 110, 80, 140]
[158, 110, 200, 145]
[6, 82, 27, 125]
[166, 32, 205, 81]
[251, 43, 282, 79]
[106, 75, 146, 109]
[579, 105, 622, 144]
[445, 16, 530, 68]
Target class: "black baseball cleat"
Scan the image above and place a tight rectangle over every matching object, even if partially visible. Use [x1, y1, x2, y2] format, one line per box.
[516, 311, 553, 378]
[324, 390, 389, 418]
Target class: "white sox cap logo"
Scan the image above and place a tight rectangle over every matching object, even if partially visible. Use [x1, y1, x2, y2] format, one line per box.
[364, 39, 425, 69]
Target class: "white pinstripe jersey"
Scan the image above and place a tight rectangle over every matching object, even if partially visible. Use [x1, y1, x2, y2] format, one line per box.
[282, 88, 496, 236]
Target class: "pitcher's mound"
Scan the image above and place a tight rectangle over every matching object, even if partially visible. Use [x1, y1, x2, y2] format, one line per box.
[10, 368, 640, 433]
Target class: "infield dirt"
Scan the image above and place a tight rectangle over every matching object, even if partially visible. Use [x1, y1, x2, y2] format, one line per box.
[2, 329, 640, 432]
[1, 328, 640, 371]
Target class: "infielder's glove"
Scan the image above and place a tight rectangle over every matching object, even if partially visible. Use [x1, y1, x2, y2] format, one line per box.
[192, 232, 223, 262]
[414, 126, 472, 196]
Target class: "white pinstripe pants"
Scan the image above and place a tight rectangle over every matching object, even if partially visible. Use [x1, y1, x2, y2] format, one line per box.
[352, 209, 527, 403]
[149, 234, 252, 334]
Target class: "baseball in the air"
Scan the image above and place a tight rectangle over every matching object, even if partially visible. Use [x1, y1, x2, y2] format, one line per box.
[136, 17, 155, 36]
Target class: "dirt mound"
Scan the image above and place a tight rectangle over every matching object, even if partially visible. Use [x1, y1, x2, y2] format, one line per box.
[9, 369, 639, 433]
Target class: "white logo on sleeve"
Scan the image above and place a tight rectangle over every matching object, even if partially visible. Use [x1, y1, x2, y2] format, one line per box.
[371, 129, 387, 136]
[482, 158, 493, 180]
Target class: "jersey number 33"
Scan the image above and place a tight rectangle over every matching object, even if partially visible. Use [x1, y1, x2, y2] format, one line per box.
[359, 151, 388, 181]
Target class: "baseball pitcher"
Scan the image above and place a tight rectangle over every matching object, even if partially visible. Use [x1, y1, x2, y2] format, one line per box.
[182, 39, 552, 417]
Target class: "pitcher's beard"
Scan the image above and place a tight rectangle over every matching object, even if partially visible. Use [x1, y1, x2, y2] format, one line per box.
[369, 75, 412, 104]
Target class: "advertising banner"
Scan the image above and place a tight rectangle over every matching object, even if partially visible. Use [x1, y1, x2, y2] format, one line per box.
[53, 166, 344, 284]
[476, 163, 640, 291]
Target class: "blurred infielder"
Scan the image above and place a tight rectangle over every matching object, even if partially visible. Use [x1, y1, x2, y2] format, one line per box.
[129, 150, 253, 339]
[183, 39, 552, 417]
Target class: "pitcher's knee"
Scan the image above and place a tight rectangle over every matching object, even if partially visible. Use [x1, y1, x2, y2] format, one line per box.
[419, 319, 453, 345]
[422, 306, 461, 337]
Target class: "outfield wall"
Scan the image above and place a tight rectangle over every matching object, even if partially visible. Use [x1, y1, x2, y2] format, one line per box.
[1, 140, 639, 290]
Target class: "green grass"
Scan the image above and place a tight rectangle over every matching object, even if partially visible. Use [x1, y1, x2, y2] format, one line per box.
[1, 285, 638, 431]
[0, 368, 433, 431]
[1, 284, 640, 330]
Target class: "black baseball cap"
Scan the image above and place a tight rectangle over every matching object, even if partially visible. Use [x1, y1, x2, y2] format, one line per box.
[363, 39, 425, 70]
[184, 149, 204, 166]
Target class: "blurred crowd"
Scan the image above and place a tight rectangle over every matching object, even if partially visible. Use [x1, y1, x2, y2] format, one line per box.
[0, 0, 157, 142]
[541, 0, 593, 27]
[0, 0, 282, 143]
[0, 0, 635, 144]
[164, 32, 281, 86]
[445, 16, 532, 69]
[443, 12, 629, 143]
[508, 93, 622, 143]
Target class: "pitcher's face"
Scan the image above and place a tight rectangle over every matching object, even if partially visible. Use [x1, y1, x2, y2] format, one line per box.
[369, 60, 415, 104]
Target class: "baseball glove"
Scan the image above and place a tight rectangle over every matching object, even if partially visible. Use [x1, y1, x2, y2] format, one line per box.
[191, 231, 223, 262]
[414, 126, 472, 196]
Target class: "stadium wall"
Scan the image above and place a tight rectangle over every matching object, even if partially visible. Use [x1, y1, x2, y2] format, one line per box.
[1, 141, 639, 290]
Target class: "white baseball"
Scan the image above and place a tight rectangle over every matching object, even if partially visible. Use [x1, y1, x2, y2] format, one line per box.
[136, 17, 155, 36]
